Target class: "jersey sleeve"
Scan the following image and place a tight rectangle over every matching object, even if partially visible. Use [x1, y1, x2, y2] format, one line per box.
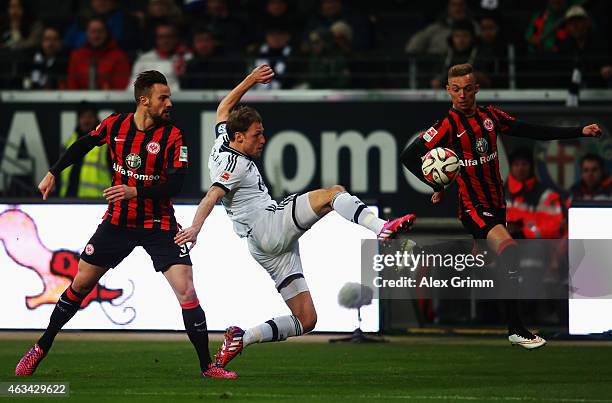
[211, 156, 246, 193]
[487, 105, 516, 133]
[168, 130, 189, 172]
[418, 119, 451, 150]
[90, 112, 120, 146]
[215, 121, 229, 141]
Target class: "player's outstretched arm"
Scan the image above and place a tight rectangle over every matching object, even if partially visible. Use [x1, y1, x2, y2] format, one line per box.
[216, 64, 274, 123]
[39, 134, 100, 200]
[505, 121, 603, 140]
[174, 185, 227, 249]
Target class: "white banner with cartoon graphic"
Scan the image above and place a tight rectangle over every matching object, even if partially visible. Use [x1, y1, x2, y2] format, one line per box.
[0, 203, 379, 332]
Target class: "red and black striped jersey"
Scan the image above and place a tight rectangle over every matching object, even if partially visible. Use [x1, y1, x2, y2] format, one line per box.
[90, 112, 188, 230]
[418, 105, 516, 217]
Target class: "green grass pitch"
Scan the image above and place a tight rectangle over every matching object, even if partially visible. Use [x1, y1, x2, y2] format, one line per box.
[1, 336, 611, 402]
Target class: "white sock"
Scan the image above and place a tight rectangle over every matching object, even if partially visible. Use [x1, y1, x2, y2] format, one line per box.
[243, 315, 303, 347]
[331, 192, 385, 234]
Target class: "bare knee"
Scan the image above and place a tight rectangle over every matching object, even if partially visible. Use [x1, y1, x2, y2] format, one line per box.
[71, 262, 104, 295]
[71, 271, 93, 295]
[176, 285, 197, 304]
[170, 274, 197, 304]
[296, 310, 317, 333]
[70, 281, 93, 296]
[163, 265, 198, 305]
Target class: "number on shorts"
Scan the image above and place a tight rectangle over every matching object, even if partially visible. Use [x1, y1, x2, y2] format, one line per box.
[179, 244, 189, 257]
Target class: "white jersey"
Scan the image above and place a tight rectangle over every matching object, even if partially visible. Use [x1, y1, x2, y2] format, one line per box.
[208, 122, 273, 237]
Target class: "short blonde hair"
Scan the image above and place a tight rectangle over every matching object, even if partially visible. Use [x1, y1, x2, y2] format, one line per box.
[448, 63, 473, 80]
[227, 106, 262, 141]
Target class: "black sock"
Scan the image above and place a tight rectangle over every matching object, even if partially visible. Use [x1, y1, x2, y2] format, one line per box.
[497, 241, 524, 332]
[181, 301, 211, 372]
[37, 286, 84, 352]
[504, 299, 523, 333]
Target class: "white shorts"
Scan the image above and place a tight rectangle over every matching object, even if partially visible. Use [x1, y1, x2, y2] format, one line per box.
[247, 193, 320, 299]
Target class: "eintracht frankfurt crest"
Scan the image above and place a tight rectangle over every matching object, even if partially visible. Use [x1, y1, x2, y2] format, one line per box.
[146, 141, 160, 154]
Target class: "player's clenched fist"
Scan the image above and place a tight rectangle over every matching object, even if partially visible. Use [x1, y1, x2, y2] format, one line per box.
[582, 124, 603, 137]
[250, 64, 274, 85]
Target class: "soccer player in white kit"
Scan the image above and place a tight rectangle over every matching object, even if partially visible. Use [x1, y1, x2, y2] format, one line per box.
[174, 65, 416, 374]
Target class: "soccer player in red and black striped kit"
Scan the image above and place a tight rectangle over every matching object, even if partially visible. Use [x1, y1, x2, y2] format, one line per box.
[15, 71, 236, 378]
[401, 63, 602, 349]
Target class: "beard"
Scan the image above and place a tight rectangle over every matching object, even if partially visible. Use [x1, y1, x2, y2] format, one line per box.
[149, 107, 171, 125]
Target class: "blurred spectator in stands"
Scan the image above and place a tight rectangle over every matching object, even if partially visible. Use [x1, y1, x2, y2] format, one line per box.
[249, 23, 298, 89]
[255, 0, 300, 40]
[129, 22, 192, 90]
[524, 0, 571, 54]
[302, 26, 350, 89]
[0, 0, 43, 51]
[430, 20, 490, 89]
[67, 17, 131, 90]
[330, 20, 353, 56]
[189, 0, 247, 50]
[303, 0, 370, 51]
[137, 0, 183, 52]
[405, 0, 477, 56]
[181, 27, 240, 89]
[555, 5, 608, 88]
[60, 101, 112, 198]
[478, 12, 509, 88]
[505, 147, 564, 239]
[64, 0, 141, 51]
[570, 153, 612, 200]
[23, 26, 68, 89]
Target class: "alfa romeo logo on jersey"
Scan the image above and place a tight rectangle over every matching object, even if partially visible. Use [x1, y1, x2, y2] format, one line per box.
[125, 153, 142, 169]
[483, 118, 494, 131]
[476, 138, 488, 154]
[146, 141, 160, 154]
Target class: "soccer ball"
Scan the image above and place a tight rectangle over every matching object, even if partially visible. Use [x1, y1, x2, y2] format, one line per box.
[421, 147, 460, 187]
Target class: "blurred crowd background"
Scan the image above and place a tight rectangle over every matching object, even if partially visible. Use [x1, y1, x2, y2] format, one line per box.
[1, 0, 611, 90]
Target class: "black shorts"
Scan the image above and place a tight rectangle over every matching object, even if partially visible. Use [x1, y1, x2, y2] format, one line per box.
[460, 206, 507, 239]
[80, 221, 192, 272]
